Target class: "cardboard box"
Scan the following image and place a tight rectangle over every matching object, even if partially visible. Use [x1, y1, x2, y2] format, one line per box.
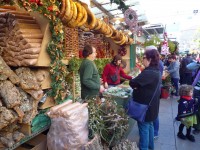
[16, 134, 47, 150]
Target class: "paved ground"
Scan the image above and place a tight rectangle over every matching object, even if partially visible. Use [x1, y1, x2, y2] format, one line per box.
[127, 97, 200, 150]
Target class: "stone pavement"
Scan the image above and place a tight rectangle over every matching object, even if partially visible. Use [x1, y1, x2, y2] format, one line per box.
[127, 97, 200, 150]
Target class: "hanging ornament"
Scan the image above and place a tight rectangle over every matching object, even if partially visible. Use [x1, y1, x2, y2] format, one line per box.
[124, 8, 138, 27]
[136, 27, 143, 37]
[118, 46, 127, 56]
[129, 24, 138, 33]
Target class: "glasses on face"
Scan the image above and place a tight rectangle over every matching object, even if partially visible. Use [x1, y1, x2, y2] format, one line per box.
[143, 56, 147, 60]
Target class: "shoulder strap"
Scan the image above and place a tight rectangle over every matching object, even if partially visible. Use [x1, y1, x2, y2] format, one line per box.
[148, 80, 160, 106]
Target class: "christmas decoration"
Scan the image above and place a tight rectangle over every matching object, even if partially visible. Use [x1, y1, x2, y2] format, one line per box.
[161, 32, 170, 55]
[137, 27, 143, 37]
[124, 8, 138, 27]
[118, 46, 127, 56]
[18, 0, 67, 104]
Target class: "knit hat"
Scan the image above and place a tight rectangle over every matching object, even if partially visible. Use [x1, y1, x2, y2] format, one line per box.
[145, 45, 158, 51]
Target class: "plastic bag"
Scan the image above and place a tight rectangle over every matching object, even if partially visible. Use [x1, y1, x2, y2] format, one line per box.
[47, 102, 89, 150]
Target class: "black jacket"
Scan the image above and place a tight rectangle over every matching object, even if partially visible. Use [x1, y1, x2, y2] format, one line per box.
[176, 97, 198, 120]
[129, 66, 161, 122]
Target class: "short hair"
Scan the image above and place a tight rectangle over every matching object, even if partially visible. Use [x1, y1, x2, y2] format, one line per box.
[112, 55, 122, 65]
[82, 45, 93, 58]
[144, 49, 159, 67]
[179, 84, 193, 96]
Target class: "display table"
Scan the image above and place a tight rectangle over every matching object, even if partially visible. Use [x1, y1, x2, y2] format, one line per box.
[103, 86, 135, 138]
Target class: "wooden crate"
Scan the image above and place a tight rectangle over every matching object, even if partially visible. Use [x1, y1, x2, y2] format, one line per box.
[16, 134, 47, 150]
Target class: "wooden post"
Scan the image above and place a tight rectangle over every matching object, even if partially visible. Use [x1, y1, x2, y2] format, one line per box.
[72, 71, 76, 102]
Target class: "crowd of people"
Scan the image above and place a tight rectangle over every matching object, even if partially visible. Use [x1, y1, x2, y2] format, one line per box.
[79, 44, 200, 150]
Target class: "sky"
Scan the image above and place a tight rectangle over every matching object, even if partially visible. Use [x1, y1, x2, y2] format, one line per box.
[139, 0, 200, 51]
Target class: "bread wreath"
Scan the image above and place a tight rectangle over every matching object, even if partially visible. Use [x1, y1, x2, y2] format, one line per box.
[114, 32, 125, 44]
[77, 5, 87, 27]
[80, 2, 96, 29]
[61, 0, 72, 25]
[120, 35, 128, 45]
[71, 2, 83, 27]
[68, 1, 78, 27]
[105, 26, 113, 37]
[111, 30, 119, 39]
[59, 0, 66, 18]
[93, 19, 103, 30]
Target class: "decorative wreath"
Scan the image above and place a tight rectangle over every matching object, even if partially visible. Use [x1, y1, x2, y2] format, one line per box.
[124, 8, 138, 27]
[118, 46, 127, 56]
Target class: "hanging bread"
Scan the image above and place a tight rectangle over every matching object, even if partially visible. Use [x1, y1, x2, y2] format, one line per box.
[119, 35, 128, 45]
[93, 19, 103, 30]
[67, 1, 78, 27]
[61, 0, 72, 25]
[76, 5, 87, 27]
[70, 2, 83, 27]
[59, 0, 66, 18]
[80, 2, 96, 29]
[105, 26, 113, 37]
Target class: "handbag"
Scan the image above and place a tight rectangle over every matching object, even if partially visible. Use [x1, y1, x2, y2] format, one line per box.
[110, 67, 119, 82]
[126, 82, 160, 122]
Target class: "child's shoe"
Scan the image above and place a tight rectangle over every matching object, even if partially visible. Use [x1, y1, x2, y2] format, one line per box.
[177, 132, 186, 140]
[186, 135, 195, 142]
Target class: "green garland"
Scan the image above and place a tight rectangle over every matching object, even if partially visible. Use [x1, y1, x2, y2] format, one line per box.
[17, 0, 67, 104]
[110, 0, 129, 12]
[87, 97, 129, 147]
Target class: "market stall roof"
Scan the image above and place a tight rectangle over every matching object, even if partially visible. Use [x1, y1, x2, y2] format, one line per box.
[89, 0, 200, 51]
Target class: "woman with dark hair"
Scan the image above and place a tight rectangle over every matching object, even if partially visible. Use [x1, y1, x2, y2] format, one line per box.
[129, 47, 161, 150]
[102, 54, 132, 88]
[79, 45, 104, 100]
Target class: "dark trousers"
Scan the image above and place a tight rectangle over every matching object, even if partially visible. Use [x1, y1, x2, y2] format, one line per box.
[179, 123, 191, 135]
[182, 73, 193, 85]
[171, 78, 179, 96]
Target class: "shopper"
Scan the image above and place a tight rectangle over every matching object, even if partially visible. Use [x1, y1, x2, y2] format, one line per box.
[129, 49, 161, 150]
[102, 54, 132, 89]
[187, 61, 200, 134]
[79, 45, 104, 100]
[180, 54, 193, 85]
[166, 55, 180, 98]
[176, 84, 198, 142]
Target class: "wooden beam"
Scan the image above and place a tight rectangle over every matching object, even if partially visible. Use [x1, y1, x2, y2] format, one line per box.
[91, 0, 114, 19]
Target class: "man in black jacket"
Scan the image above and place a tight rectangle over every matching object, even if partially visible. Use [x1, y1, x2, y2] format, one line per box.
[180, 54, 193, 85]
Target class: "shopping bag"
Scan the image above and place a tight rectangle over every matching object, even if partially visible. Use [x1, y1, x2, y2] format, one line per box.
[125, 98, 149, 122]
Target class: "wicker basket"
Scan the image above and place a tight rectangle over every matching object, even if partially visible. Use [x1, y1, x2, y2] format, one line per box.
[64, 27, 79, 59]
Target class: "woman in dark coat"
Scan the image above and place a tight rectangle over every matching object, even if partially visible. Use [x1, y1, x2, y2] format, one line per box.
[129, 48, 161, 150]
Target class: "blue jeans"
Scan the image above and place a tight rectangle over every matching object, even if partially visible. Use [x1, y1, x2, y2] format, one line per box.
[171, 78, 179, 96]
[153, 117, 159, 136]
[137, 121, 154, 150]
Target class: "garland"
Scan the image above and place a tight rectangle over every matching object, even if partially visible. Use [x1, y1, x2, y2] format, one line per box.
[110, 0, 128, 12]
[17, 0, 67, 104]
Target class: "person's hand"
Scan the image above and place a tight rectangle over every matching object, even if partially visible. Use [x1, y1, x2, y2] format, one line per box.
[100, 78, 103, 84]
[99, 85, 105, 93]
[104, 82, 108, 89]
